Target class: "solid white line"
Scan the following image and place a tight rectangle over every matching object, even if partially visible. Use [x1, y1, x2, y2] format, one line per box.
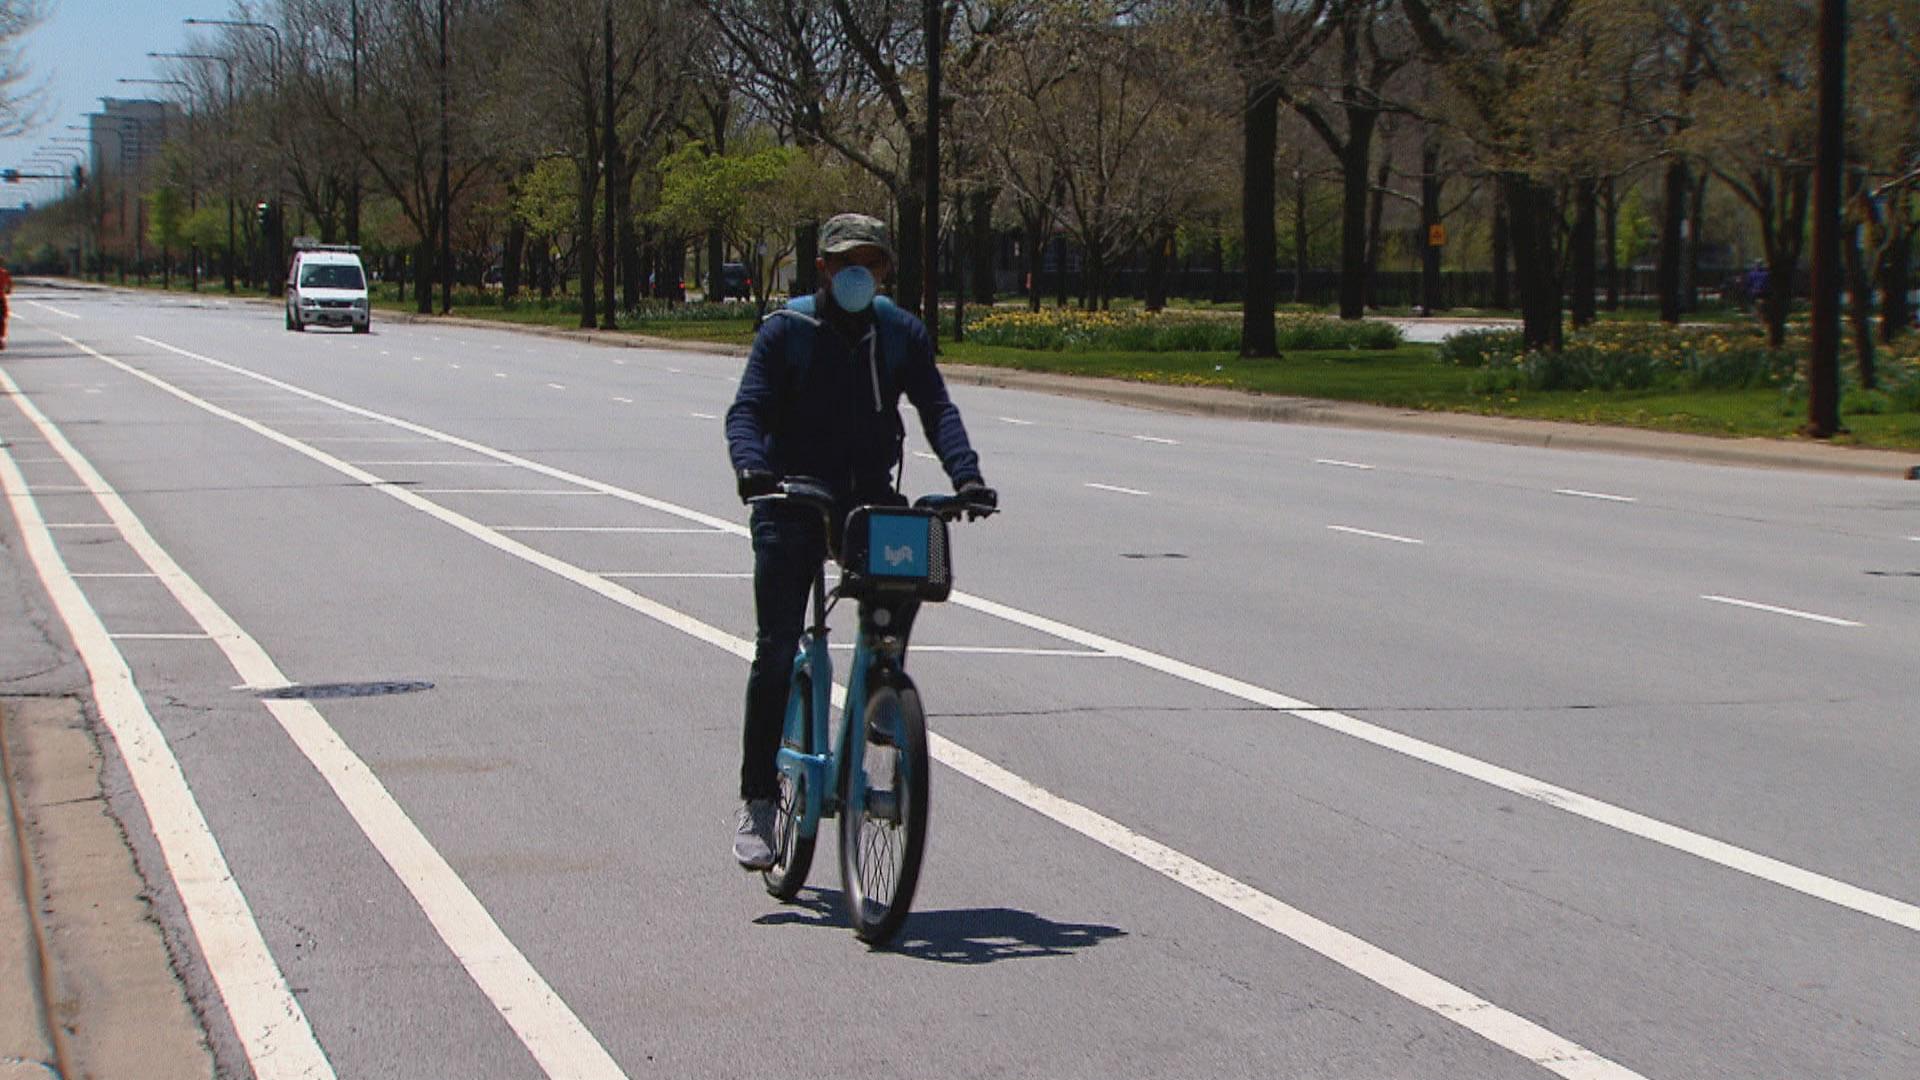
[1555, 489, 1637, 503]
[932, 737, 1645, 1080]
[1314, 458, 1374, 470]
[89, 342, 1646, 1080]
[24, 299, 80, 319]
[1086, 483, 1149, 496]
[494, 526, 723, 534]
[1328, 525, 1424, 545]
[1701, 595, 1862, 628]
[1132, 435, 1179, 445]
[48, 338, 630, 1078]
[412, 489, 598, 496]
[593, 572, 751, 579]
[133, 333, 1920, 936]
[0, 376, 336, 1079]
[110, 632, 213, 640]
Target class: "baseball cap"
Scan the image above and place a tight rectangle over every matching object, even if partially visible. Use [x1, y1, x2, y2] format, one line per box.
[819, 213, 894, 262]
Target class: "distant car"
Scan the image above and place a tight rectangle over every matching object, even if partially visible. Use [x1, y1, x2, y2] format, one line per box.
[286, 242, 371, 333]
[717, 262, 752, 301]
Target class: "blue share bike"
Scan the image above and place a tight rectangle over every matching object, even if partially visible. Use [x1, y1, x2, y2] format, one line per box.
[752, 477, 994, 944]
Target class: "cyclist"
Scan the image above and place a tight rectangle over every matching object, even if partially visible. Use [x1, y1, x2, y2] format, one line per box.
[0, 256, 12, 349]
[724, 212, 996, 870]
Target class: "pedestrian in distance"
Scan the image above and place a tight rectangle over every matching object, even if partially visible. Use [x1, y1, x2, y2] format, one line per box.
[1744, 259, 1770, 325]
[722, 212, 996, 870]
[0, 256, 13, 349]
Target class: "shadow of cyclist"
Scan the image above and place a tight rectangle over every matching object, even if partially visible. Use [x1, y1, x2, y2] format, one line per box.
[756, 889, 1125, 963]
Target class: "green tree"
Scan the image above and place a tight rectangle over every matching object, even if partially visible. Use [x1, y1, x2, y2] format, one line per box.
[145, 185, 189, 286]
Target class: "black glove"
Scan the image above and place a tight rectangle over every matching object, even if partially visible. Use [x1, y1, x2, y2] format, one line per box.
[737, 468, 779, 503]
[956, 478, 998, 519]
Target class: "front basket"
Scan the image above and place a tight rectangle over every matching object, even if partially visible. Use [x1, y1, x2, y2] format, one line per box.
[838, 506, 952, 602]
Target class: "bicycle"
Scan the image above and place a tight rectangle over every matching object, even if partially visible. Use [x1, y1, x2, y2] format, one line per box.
[750, 478, 994, 944]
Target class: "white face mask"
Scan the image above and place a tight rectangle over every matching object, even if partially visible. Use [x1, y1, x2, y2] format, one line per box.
[831, 265, 877, 312]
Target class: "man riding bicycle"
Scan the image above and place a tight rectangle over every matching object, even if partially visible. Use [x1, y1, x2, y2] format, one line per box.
[724, 212, 996, 870]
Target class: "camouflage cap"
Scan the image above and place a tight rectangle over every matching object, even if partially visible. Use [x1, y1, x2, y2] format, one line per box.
[819, 213, 894, 262]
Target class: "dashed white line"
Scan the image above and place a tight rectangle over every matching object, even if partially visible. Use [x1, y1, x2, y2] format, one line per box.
[690, 412, 717, 420]
[24, 299, 80, 318]
[1701, 595, 1861, 627]
[547, 383, 566, 390]
[1132, 435, 1179, 445]
[999, 417, 1034, 426]
[612, 396, 634, 404]
[448, 363, 463, 370]
[1086, 483, 1149, 496]
[1555, 489, 1637, 503]
[1327, 525, 1423, 545]
[495, 372, 509, 379]
[1315, 458, 1375, 471]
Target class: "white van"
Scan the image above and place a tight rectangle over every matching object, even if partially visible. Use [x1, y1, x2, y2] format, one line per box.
[286, 240, 371, 333]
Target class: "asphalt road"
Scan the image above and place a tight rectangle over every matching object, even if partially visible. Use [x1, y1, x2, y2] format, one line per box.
[1, 285, 1916, 1080]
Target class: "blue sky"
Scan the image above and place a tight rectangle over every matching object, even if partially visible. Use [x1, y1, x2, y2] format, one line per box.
[2, 0, 212, 209]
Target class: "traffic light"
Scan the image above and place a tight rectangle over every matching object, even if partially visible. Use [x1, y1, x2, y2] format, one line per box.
[256, 201, 272, 230]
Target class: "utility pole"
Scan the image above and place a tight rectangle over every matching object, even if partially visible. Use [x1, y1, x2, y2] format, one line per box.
[350, 0, 361, 245]
[1806, 0, 1845, 438]
[439, 0, 452, 314]
[600, 0, 616, 330]
[922, 0, 940, 337]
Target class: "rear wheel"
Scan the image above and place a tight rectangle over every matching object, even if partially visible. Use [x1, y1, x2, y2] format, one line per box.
[762, 671, 816, 900]
[839, 675, 928, 944]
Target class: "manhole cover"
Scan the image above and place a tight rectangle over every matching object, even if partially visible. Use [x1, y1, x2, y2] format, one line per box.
[259, 680, 434, 700]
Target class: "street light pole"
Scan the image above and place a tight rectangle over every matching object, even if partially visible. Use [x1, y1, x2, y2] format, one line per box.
[186, 18, 285, 296]
[120, 76, 198, 290]
[152, 51, 234, 292]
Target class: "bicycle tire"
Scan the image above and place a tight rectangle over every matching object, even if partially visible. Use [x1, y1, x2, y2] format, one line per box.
[762, 670, 817, 900]
[839, 674, 929, 944]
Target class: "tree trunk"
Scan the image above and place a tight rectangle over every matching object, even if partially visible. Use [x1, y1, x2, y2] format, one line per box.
[1491, 189, 1511, 310]
[1841, 171, 1876, 390]
[1658, 158, 1688, 323]
[1364, 149, 1389, 310]
[1023, 211, 1044, 313]
[578, 156, 598, 330]
[1337, 111, 1377, 320]
[1877, 223, 1911, 343]
[415, 240, 433, 314]
[1241, 77, 1279, 355]
[1686, 171, 1709, 313]
[1601, 176, 1621, 310]
[970, 186, 997, 305]
[503, 219, 526, 302]
[794, 222, 819, 297]
[1571, 175, 1597, 328]
[1292, 170, 1309, 304]
[705, 228, 723, 303]
[618, 162, 639, 311]
[1502, 172, 1563, 352]
[1144, 227, 1171, 312]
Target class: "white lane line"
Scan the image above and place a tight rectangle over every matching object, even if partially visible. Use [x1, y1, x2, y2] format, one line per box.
[448, 363, 463, 370]
[493, 526, 724, 534]
[0, 377, 336, 1079]
[1328, 525, 1424, 545]
[547, 383, 566, 391]
[1086, 483, 1149, 496]
[24, 299, 80, 319]
[110, 632, 213, 640]
[50, 338, 629, 1078]
[135, 333, 1920, 935]
[82, 344, 1646, 1080]
[348, 461, 513, 467]
[1555, 489, 1637, 504]
[689, 412, 717, 420]
[411, 489, 598, 496]
[1132, 435, 1179, 445]
[612, 396, 633, 404]
[1700, 595, 1862, 628]
[829, 644, 1111, 658]
[934, 738, 1644, 1080]
[593, 572, 751, 580]
[913, 451, 938, 461]
[1315, 458, 1374, 470]
[999, 417, 1034, 425]
[495, 372, 509, 379]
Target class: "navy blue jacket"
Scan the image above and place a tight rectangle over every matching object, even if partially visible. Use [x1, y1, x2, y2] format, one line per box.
[725, 293, 982, 507]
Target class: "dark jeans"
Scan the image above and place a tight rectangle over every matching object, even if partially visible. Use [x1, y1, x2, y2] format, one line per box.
[740, 505, 828, 801]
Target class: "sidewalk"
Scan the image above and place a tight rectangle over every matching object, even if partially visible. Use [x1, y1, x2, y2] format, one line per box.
[1, 698, 214, 1079]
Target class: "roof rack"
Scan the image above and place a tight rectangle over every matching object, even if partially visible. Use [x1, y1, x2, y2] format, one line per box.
[292, 236, 362, 254]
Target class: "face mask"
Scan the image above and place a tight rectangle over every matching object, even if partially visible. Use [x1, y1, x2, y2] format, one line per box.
[831, 265, 877, 312]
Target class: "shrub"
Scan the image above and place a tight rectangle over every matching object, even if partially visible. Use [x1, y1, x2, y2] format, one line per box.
[1438, 328, 1523, 368]
[965, 308, 1402, 352]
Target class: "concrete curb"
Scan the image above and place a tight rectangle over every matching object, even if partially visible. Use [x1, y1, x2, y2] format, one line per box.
[27, 279, 1920, 480]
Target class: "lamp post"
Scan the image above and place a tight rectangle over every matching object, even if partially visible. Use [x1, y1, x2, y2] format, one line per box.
[34, 146, 86, 274]
[151, 51, 234, 292]
[186, 17, 285, 295]
[52, 135, 104, 279]
[120, 76, 198, 290]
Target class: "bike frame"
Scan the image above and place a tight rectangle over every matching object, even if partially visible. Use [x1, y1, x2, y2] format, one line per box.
[775, 568, 899, 840]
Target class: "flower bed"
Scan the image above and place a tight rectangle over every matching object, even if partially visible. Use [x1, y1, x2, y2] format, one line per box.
[966, 307, 1402, 352]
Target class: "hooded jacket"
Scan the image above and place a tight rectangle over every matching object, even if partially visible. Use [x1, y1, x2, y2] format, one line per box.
[725, 291, 982, 509]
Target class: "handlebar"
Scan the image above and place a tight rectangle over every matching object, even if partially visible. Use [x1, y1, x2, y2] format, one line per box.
[748, 477, 997, 524]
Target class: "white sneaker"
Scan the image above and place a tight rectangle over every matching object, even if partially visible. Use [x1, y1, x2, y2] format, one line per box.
[733, 799, 777, 871]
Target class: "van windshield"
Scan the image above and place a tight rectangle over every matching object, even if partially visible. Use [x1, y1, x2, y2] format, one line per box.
[300, 264, 365, 290]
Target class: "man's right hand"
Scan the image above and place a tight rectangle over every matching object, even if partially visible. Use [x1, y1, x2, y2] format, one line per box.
[736, 469, 779, 503]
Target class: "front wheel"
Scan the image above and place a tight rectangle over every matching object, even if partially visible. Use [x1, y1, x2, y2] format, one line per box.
[839, 675, 929, 944]
[762, 671, 816, 900]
